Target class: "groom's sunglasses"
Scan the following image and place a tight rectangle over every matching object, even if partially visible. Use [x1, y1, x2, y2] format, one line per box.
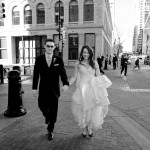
[46, 45, 54, 48]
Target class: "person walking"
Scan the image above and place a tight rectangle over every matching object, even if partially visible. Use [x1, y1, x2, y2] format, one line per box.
[69, 45, 111, 138]
[133, 57, 140, 70]
[104, 55, 108, 70]
[97, 55, 105, 74]
[112, 54, 118, 69]
[120, 54, 128, 76]
[32, 38, 69, 141]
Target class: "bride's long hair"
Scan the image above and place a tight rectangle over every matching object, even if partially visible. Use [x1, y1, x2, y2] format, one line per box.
[79, 45, 95, 69]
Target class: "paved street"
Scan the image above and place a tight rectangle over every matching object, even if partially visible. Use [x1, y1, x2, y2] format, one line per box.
[0, 61, 150, 150]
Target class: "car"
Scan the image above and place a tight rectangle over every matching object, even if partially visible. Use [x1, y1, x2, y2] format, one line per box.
[127, 59, 131, 65]
[130, 55, 137, 60]
[144, 55, 150, 65]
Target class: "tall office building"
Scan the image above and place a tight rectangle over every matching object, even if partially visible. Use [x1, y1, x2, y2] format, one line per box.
[133, 0, 150, 55]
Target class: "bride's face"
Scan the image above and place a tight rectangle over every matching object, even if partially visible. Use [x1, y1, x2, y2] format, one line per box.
[82, 48, 89, 60]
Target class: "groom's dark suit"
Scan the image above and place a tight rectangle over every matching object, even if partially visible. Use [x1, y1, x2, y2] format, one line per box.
[32, 54, 69, 132]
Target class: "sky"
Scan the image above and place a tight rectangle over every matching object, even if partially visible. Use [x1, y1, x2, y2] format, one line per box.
[110, 0, 136, 52]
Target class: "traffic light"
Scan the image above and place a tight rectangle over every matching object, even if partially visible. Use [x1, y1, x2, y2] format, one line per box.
[0, 1, 5, 18]
[62, 42, 64, 48]
[60, 16, 64, 27]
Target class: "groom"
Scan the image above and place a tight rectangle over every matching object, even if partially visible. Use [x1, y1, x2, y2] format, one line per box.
[32, 38, 69, 141]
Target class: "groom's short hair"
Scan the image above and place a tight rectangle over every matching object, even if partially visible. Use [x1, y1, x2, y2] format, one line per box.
[45, 38, 54, 44]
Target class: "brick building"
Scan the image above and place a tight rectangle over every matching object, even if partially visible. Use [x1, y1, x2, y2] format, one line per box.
[0, 0, 112, 74]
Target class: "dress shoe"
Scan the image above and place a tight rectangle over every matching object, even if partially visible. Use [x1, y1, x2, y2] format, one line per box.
[82, 133, 87, 137]
[48, 132, 54, 141]
[82, 127, 87, 138]
[87, 127, 93, 137]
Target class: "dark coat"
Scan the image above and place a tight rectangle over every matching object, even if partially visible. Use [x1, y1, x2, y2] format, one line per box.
[32, 54, 69, 104]
[121, 57, 128, 66]
[97, 57, 102, 67]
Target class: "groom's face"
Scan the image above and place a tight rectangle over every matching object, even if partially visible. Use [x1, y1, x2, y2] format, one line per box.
[45, 41, 55, 55]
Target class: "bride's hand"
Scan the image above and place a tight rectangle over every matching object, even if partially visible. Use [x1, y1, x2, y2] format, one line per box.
[61, 85, 69, 92]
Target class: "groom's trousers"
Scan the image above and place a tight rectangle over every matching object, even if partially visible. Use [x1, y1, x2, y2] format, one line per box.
[38, 97, 59, 132]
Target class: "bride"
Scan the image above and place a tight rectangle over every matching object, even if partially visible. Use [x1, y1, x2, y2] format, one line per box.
[69, 45, 111, 137]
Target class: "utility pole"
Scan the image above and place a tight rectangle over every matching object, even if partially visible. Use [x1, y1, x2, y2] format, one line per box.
[58, 0, 61, 57]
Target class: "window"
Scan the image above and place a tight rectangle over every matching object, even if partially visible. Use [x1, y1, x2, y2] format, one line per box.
[0, 38, 7, 59]
[69, 0, 78, 22]
[16, 36, 46, 64]
[55, 1, 64, 25]
[12, 6, 20, 25]
[85, 33, 95, 53]
[24, 5, 32, 24]
[84, 0, 94, 21]
[68, 34, 78, 60]
[37, 3, 45, 24]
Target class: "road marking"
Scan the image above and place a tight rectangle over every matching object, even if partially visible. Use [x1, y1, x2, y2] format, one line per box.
[109, 107, 150, 150]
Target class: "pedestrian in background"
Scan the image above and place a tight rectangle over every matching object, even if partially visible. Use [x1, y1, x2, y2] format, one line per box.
[120, 54, 128, 76]
[109, 55, 111, 65]
[112, 54, 118, 69]
[104, 55, 108, 70]
[97, 54, 105, 74]
[133, 57, 140, 70]
[32, 38, 69, 141]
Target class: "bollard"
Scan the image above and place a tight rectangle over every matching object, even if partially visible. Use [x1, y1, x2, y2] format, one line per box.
[0, 64, 4, 84]
[4, 66, 27, 117]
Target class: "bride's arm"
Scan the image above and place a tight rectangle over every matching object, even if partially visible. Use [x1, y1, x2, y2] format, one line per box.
[69, 62, 79, 86]
[95, 61, 101, 76]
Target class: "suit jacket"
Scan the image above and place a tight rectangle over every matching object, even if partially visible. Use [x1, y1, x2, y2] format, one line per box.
[32, 54, 69, 101]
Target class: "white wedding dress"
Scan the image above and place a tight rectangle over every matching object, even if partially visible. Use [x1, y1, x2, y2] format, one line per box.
[71, 64, 111, 130]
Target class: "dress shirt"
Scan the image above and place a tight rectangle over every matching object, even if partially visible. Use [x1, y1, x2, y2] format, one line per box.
[45, 54, 53, 66]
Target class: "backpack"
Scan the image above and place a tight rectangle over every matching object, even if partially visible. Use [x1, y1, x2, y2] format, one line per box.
[135, 59, 138, 65]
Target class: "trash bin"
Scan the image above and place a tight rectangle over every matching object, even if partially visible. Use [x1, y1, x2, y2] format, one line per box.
[0, 64, 4, 84]
[4, 67, 27, 117]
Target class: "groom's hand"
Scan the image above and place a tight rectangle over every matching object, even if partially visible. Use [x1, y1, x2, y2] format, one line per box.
[62, 85, 68, 92]
[32, 90, 38, 97]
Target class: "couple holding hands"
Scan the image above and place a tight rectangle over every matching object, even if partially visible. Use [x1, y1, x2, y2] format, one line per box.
[32, 39, 111, 141]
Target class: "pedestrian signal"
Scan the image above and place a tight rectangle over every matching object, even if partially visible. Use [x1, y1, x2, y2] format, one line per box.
[62, 30, 67, 41]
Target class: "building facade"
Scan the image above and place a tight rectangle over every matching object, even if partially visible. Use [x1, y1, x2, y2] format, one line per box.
[0, 0, 112, 74]
[133, 0, 150, 55]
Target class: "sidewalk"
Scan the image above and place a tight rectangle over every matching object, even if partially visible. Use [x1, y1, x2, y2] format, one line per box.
[0, 65, 148, 150]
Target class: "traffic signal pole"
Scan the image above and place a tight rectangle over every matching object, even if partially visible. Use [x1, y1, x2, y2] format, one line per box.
[58, 0, 62, 57]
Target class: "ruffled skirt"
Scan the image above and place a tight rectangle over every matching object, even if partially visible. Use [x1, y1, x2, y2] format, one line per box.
[71, 75, 111, 130]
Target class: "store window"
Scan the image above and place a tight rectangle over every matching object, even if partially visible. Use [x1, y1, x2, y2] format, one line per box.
[68, 34, 78, 60]
[12, 6, 20, 25]
[24, 5, 32, 24]
[84, 0, 94, 21]
[37, 3, 45, 24]
[16, 36, 46, 64]
[55, 1, 64, 25]
[69, 0, 78, 22]
[85, 33, 95, 53]
[0, 38, 7, 59]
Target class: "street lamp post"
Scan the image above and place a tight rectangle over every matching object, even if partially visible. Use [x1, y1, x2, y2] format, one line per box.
[58, 0, 62, 57]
